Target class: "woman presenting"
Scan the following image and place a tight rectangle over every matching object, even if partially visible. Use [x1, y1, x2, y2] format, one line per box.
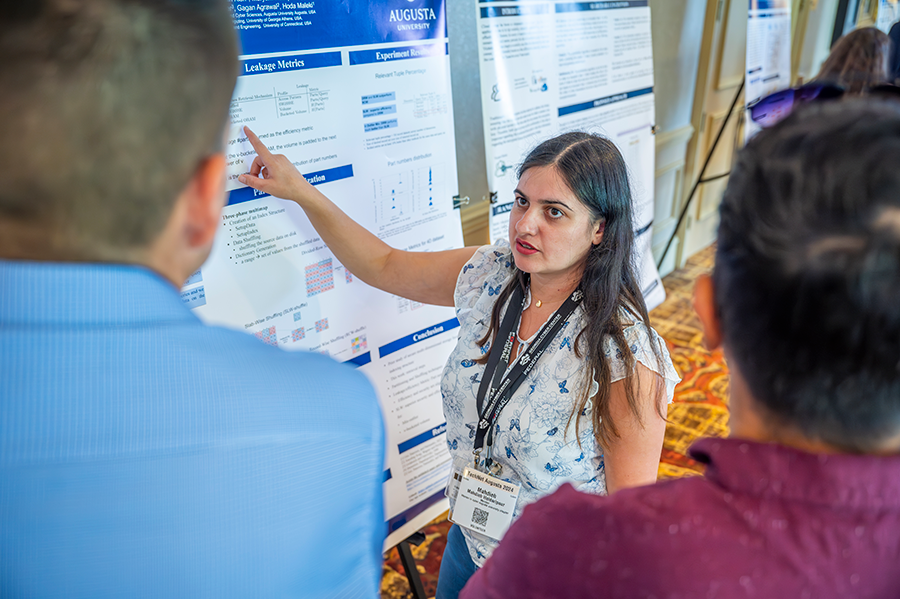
[239, 128, 679, 597]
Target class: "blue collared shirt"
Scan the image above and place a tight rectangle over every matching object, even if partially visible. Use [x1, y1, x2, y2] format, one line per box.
[0, 260, 385, 598]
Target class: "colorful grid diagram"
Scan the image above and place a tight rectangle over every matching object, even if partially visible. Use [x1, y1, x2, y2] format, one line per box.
[352, 335, 367, 355]
[315, 318, 329, 333]
[346, 269, 353, 284]
[305, 258, 335, 297]
[291, 327, 305, 342]
[255, 326, 278, 347]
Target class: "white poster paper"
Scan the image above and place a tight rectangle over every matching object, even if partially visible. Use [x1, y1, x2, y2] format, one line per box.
[185, 0, 463, 550]
[478, 0, 665, 310]
[877, 0, 900, 33]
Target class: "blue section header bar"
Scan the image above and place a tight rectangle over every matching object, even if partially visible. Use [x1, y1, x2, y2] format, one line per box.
[480, 4, 550, 18]
[751, 10, 788, 17]
[228, 164, 354, 206]
[386, 488, 445, 532]
[304, 164, 354, 186]
[345, 351, 372, 368]
[240, 51, 341, 76]
[753, 0, 790, 9]
[378, 317, 460, 358]
[233, 0, 447, 56]
[398, 423, 447, 454]
[349, 43, 448, 65]
[558, 86, 653, 117]
[556, 1, 648, 12]
[228, 186, 271, 206]
[492, 202, 513, 217]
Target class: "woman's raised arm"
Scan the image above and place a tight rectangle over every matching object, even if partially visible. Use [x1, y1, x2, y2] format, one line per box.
[238, 126, 478, 307]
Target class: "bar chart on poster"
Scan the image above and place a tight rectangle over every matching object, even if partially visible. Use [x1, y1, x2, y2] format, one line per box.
[183, 0, 463, 550]
[477, 1, 665, 309]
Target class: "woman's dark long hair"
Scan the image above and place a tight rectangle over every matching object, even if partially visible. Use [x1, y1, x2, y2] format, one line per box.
[477, 131, 664, 449]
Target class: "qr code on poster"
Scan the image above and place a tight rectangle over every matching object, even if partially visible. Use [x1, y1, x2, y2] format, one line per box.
[472, 507, 489, 527]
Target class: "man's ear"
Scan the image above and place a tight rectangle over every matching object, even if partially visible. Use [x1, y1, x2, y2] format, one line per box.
[182, 153, 227, 249]
[693, 274, 723, 350]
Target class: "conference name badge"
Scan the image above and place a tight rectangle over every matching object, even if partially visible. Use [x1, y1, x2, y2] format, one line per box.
[449, 466, 520, 540]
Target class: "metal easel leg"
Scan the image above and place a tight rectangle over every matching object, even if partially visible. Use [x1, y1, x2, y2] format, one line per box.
[397, 531, 428, 599]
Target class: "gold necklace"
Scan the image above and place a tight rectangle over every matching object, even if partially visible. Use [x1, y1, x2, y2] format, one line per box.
[535, 299, 542, 308]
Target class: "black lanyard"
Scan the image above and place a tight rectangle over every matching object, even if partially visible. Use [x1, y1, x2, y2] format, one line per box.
[473, 283, 583, 468]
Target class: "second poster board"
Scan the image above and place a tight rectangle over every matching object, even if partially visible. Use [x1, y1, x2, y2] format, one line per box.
[477, 1, 666, 309]
[745, 0, 792, 137]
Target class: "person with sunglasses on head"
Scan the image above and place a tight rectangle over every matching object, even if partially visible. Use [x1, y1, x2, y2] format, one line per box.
[748, 27, 899, 128]
[238, 128, 680, 598]
[460, 98, 900, 599]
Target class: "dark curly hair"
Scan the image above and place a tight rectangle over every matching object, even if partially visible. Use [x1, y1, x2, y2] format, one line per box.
[715, 99, 900, 452]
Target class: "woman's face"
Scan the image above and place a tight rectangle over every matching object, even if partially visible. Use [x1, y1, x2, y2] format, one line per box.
[508, 165, 604, 283]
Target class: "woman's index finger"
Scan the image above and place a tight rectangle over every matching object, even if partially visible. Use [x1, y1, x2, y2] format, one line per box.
[243, 126, 274, 159]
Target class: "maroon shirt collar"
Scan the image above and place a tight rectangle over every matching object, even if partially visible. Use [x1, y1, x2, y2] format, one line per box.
[690, 437, 900, 510]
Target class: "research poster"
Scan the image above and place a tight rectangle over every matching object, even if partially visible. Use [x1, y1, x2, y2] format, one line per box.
[877, 0, 900, 33]
[478, 0, 665, 309]
[745, 0, 791, 136]
[185, 0, 463, 549]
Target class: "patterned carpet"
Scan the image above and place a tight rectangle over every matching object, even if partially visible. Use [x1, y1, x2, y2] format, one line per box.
[381, 244, 729, 598]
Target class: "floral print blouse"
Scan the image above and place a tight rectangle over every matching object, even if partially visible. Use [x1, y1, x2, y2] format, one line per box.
[441, 242, 681, 567]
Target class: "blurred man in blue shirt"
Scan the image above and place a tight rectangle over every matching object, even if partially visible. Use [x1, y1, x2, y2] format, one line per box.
[0, 1, 386, 596]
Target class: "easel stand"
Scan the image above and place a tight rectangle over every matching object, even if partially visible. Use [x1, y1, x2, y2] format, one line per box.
[656, 78, 745, 269]
[397, 531, 428, 599]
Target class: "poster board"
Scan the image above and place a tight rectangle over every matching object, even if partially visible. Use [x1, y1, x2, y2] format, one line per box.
[184, 0, 464, 550]
[745, 0, 792, 137]
[477, 1, 666, 310]
[876, 0, 900, 32]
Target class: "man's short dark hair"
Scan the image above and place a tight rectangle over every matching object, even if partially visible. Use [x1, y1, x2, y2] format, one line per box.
[715, 99, 900, 452]
[0, 0, 237, 258]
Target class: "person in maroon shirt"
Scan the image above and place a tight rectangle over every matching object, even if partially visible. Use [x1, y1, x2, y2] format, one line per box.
[460, 99, 900, 599]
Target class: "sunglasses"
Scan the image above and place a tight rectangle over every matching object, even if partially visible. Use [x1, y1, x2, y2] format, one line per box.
[747, 82, 900, 128]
